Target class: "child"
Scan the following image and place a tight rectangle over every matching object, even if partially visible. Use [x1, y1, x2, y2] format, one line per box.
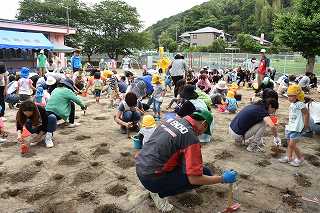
[118, 76, 128, 94]
[279, 85, 310, 167]
[137, 115, 157, 145]
[17, 67, 35, 101]
[93, 72, 103, 103]
[0, 106, 7, 143]
[108, 70, 121, 108]
[197, 74, 211, 94]
[225, 91, 238, 113]
[151, 74, 165, 120]
[37, 50, 47, 77]
[34, 87, 47, 107]
[71, 49, 82, 73]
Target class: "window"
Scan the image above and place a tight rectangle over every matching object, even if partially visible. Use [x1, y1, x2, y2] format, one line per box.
[192, 34, 197, 39]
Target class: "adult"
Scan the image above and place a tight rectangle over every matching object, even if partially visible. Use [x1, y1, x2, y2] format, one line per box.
[46, 79, 86, 128]
[37, 49, 47, 77]
[0, 63, 8, 119]
[210, 81, 228, 106]
[136, 110, 237, 212]
[71, 49, 82, 73]
[305, 97, 320, 135]
[16, 101, 57, 148]
[298, 72, 312, 93]
[168, 54, 188, 97]
[114, 92, 144, 134]
[257, 49, 269, 91]
[5, 75, 20, 108]
[229, 98, 280, 152]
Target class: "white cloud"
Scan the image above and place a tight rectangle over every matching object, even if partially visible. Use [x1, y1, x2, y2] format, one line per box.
[0, 0, 208, 28]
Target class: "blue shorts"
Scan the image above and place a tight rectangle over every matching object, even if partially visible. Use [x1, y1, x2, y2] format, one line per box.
[285, 130, 301, 141]
[94, 90, 101, 97]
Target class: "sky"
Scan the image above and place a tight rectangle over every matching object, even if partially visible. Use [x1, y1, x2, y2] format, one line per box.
[0, 0, 208, 28]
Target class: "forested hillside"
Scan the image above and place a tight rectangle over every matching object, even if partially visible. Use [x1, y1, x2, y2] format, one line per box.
[146, 0, 292, 45]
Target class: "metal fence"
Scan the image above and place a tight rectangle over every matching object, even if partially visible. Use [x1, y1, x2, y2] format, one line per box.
[163, 52, 320, 76]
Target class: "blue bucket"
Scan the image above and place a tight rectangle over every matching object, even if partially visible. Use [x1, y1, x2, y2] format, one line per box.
[132, 135, 142, 149]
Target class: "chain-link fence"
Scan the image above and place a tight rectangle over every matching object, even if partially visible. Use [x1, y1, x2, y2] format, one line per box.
[163, 52, 320, 76]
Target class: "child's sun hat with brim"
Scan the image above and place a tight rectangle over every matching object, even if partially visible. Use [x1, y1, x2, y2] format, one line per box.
[20, 67, 30, 78]
[287, 84, 304, 101]
[227, 90, 235, 98]
[142, 115, 156, 128]
[152, 74, 163, 84]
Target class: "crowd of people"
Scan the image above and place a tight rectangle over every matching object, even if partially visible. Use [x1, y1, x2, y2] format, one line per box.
[0, 48, 319, 212]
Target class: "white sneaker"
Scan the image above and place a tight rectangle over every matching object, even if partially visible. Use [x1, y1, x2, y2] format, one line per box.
[150, 192, 174, 212]
[278, 156, 290, 163]
[0, 138, 7, 143]
[45, 133, 54, 148]
[289, 158, 304, 167]
[68, 122, 81, 128]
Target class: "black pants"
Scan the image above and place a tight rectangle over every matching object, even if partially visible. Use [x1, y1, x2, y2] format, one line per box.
[172, 75, 184, 97]
[0, 86, 5, 117]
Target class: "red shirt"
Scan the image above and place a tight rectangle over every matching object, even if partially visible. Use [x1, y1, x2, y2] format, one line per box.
[258, 58, 267, 75]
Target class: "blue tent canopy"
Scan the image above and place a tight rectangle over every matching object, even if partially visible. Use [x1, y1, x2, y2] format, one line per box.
[0, 30, 53, 50]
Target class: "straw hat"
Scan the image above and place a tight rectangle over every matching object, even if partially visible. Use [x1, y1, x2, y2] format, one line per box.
[216, 81, 228, 90]
[142, 115, 156, 128]
[46, 76, 56, 86]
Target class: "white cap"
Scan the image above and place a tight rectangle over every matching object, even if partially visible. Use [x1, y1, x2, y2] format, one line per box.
[260, 49, 266, 53]
[46, 76, 56, 86]
[40, 49, 44, 54]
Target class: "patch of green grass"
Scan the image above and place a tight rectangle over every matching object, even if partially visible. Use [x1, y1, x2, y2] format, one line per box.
[271, 59, 320, 76]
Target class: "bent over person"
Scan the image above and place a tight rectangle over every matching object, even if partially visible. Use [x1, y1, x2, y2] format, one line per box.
[136, 110, 238, 212]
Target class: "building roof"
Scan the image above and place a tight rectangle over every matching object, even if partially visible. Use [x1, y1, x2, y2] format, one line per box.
[189, 27, 223, 34]
[180, 31, 191, 38]
[0, 19, 76, 35]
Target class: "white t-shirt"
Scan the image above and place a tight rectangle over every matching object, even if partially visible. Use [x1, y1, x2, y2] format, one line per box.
[286, 101, 306, 132]
[18, 78, 33, 95]
[307, 102, 320, 124]
[298, 76, 310, 88]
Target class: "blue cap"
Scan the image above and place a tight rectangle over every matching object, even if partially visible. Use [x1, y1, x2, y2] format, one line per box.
[20, 67, 30, 78]
[35, 86, 44, 98]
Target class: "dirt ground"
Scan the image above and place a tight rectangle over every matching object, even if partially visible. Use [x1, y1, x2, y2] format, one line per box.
[1, 78, 320, 213]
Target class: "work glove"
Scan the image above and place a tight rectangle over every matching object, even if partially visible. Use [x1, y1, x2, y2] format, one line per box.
[222, 170, 238, 183]
[273, 136, 281, 146]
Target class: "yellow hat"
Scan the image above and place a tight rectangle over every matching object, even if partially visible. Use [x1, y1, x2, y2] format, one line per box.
[229, 83, 239, 90]
[152, 74, 162, 84]
[287, 84, 304, 101]
[142, 115, 156, 128]
[227, 90, 235, 98]
[102, 70, 113, 79]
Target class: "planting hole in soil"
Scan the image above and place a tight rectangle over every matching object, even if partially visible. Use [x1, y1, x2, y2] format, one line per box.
[33, 160, 43, 167]
[94, 116, 108, 121]
[75, 135, 91, 141]
[114, 156, 135, 169]
[94, 204, 124, 213]
[177, 192, 203, 208]
[281, 188, 302, 208]
[1, 188, 23, 199]
[58, 151, 82, 166]
[90, 161, 100, 167]
[239, 173, 250, 180]
[117, 174, 127, 180]
[21, 152, 37, 158]
[40, 200, 78, 213]
[0, 161, 3, 165]
[25, 184, 58, 203]
[304, 154, 320, 167]
[60, 130, 74, 135]
[255, 159, 271, 167]
[78, 190, 98, 203]
[9, 165, 41, 183]
[52, 174, 64, 181]
[294, 173, 312, 187]
[215, 150, 233, 160]
[106, 183, 128, 197]
[204, 162, 223, 175]
[92, 147, 110, 158]
[270, 146, 286, 158]
[120, 152, 131, 157]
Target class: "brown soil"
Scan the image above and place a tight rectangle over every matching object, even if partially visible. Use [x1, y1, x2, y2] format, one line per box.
[120, 152, 131, 157]
[33, 160, 44, 167]
[0, 161, 3, 165]
[270, 145, 286, 156]
[94, 116, 108, 120]
[1, 142, 16, 148]
[214, 150, 233, 160]
[281, 189, 302, 208]
[72, 170, 98, 186]
[106, 183, 128, 197]
[294, 173, 312, 187]
[255, 160, 272, 167]
[75, 135, 91, 141]
[40, 200, 78, 213]
[8, 165, 41, 183]
[51, 174, 65, 181]
[59, 130, 74, 135]
[90, 161, 100, 167]
[177, 192, 203, 208]
[94, 204, 124, 213]
[23, 184, 58, 203]
[304, 154, 320, 167]
[239, 173, 251, 180]
[204, 162, 223, 175]
[78, 190, 98, 204]
[113, 156, 135, 169]
[1, 188, 24, 199]
[21, 152, 37, 158]
[92, 147, 110, 158]
[58, 151, 82, 166]
[117, 175, 127, 180]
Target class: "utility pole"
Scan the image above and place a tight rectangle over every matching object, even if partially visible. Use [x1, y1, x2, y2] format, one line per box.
[62, 5, 70, 34]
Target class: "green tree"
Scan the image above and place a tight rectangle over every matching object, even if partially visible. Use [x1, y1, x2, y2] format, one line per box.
[237, 33, 263, 53]
[159, 32, 177, 52]
[274, 0, 320, 72]
[208, 38, 227, 53]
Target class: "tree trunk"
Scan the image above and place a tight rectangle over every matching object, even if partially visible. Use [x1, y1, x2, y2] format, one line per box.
[87, 54, 91, 63]
[306, 55, 315, 73]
